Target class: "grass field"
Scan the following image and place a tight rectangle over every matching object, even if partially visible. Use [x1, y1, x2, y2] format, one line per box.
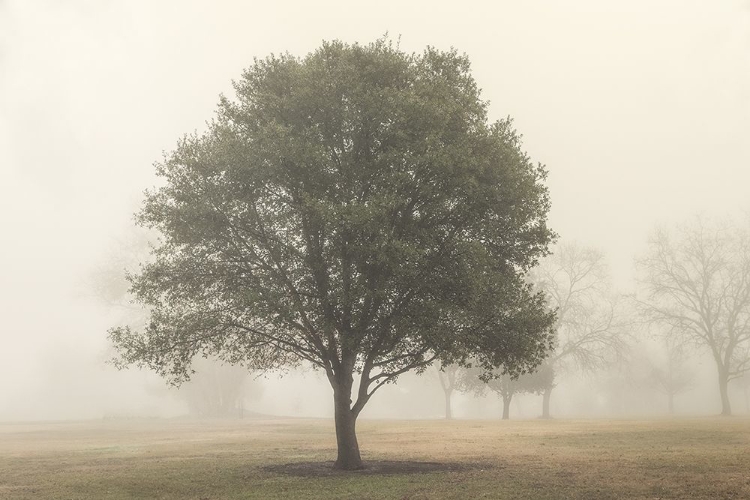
[1, 416, 749, 499]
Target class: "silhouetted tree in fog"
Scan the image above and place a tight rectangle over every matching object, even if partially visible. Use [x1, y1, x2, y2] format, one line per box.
[648, 334, 695, 414]
[107, 38, 556, 469]
[437, 363, 460, 419]
[460, 364, 552, 419]
[183, 357, 261, 417]
[533, 242, 629, 418]
[637, 217, 750, 416]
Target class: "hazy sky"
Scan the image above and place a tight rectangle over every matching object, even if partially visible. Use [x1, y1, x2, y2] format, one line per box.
[1, 0, 749, 419]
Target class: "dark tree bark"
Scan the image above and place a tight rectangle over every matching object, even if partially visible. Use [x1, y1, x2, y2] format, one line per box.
[332, 377, 363, 470]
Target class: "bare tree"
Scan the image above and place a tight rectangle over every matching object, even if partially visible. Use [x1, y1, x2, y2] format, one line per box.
[637, 218, 750, 416]
[533, 242, 629, 418]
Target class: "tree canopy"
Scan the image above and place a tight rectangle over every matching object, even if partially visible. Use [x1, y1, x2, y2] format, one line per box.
[109, 38, 556, 469]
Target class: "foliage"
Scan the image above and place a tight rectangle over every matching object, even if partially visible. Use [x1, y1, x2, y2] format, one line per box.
[92, 228, 262, 418]
[461, 363, 553, 399]
[107, 38, 556, 467]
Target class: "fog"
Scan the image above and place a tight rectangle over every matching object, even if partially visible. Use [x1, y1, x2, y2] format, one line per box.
[1, 0, 750, 422]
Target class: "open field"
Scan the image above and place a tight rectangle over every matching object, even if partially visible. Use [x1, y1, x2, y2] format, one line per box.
[1, 417, 749, 499]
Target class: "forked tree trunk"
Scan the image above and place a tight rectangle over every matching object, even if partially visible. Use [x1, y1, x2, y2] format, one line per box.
[334, 393, 363, 470]
[718, 368, 732, 416]
[541, 386, 552, 419]
[502, 394, 512, 420]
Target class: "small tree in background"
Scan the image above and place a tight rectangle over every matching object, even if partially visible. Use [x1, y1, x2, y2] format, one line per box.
[182, 357, 263, 418]
[460, 364, 553, 419]
[436, 363, 460, 419]
[648, 334, 695, 415]
[108, 39, 556, 469]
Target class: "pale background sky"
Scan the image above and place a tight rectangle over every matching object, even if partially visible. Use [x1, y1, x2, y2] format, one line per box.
[1, 0, 749, 420]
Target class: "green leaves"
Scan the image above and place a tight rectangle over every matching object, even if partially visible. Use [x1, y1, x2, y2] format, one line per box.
[111, 37, 555, 393]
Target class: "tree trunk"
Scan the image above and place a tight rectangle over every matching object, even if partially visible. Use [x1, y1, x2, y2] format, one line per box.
[718, 369, 732, 416]
[444, 389, 453, 419]
[502, 394, 512, 420]
[541, 386, 552, 419]
[333, 384, 363, 470]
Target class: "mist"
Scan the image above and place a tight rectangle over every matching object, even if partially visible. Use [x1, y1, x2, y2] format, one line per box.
[2, 0, 750, 424]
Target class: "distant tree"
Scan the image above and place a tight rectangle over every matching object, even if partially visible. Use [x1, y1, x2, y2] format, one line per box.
[533, 242, 629, 418]
[637, 218, 750, 416]
[648, 334, 695, 414]
[437, 363, 460, 420]
[107, 39, 556, 469]
[182, 357, 261, 418]
[461, 364, 552, 419]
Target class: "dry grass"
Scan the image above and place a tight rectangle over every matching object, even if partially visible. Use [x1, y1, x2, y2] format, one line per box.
[1, 416, 749, 499]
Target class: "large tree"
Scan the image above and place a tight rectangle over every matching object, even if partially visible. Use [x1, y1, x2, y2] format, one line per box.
[109, 39, 556, 469]
[637, 218, 750, 416]
[532, 242, 628, 418]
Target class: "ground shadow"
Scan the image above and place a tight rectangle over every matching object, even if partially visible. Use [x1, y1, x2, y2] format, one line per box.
[264, 460, 493, 477]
